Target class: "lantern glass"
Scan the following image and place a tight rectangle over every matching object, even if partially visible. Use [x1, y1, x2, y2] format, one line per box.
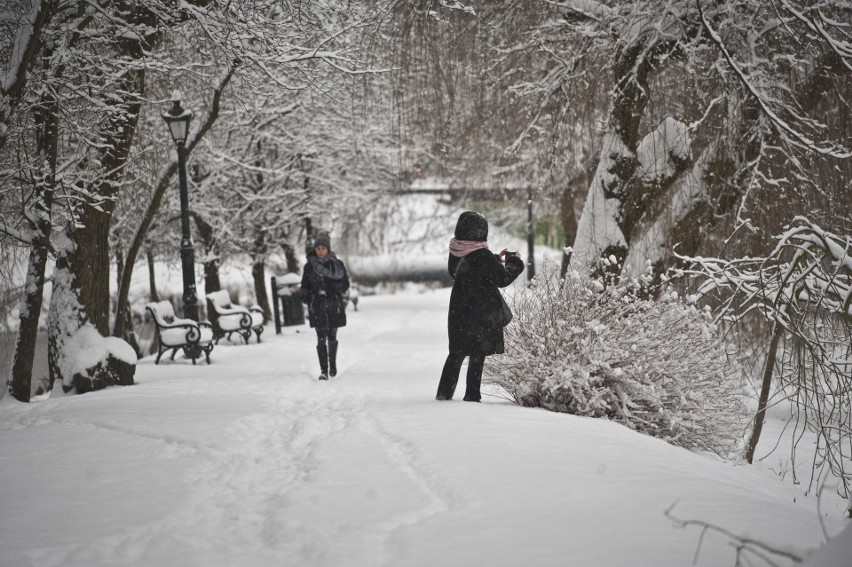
[162, 99, 192, 146]
[299, 152, 314, 173]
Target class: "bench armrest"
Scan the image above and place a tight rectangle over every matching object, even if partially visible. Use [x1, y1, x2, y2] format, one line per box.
[214, 310, 253, 329]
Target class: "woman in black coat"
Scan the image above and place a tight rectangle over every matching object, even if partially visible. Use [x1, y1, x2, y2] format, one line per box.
[436, 211, 524, 402]
[301, 232, 350, 380]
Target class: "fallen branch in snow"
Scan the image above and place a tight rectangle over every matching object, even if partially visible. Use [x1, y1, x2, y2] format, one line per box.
[665, 502, 803, 566]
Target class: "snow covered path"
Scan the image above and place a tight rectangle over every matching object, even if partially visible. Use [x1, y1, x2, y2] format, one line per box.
[0, 289, 846, 567]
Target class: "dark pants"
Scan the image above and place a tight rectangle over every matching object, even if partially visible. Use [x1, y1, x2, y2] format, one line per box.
[316, 328, 338, 342]
[316, 328, 339, 376]
[436, 352, 485, 401]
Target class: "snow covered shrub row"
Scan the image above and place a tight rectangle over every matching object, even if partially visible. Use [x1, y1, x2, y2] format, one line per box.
[485, 266, 748, 456]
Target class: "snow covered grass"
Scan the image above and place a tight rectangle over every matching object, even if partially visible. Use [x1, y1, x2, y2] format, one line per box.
[0, 288, 849, 567]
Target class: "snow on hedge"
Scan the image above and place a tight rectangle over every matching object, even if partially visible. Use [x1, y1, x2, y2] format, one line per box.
[486, 265, 747, 456]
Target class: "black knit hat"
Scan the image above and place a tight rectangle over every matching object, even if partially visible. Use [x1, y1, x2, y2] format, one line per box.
[454, 211, 488, 242]
[313, 231, 331, 250]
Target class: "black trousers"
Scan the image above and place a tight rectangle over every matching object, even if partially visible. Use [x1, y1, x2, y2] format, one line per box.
[316, 327, 338, 343]
[436, 352, 485, 401]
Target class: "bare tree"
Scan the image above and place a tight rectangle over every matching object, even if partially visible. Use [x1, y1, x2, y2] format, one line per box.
[678, 218, 852, 515]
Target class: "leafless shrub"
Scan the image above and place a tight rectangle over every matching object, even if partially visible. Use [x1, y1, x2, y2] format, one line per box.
[486, 265, 747, 457]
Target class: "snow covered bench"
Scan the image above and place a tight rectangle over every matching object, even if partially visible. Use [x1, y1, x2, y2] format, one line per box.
[205, 290, 264, 344]
[145, 301, 215, 365]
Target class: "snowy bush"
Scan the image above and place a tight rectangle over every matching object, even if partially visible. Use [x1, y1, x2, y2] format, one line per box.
[485, 265, 747, 456]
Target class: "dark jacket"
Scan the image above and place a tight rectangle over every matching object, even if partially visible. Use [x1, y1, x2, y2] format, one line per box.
[447, 249, 524, 355]
[301, 253, 350, 330]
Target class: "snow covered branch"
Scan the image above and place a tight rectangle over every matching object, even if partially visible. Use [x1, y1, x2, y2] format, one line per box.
[0, 0, 49, 150]
[698, 0, 852, 159]
[676, 217, 852, 505]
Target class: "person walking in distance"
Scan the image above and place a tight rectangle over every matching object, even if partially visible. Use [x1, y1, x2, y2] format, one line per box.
[436, 211, 524, 402]
[301, 231, 350, 380]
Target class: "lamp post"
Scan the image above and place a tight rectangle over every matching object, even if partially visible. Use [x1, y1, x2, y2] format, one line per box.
[527, 187, 536, 282]
[162, 94, 198, 321]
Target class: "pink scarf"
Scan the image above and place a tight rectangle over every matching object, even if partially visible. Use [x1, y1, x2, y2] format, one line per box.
[449, 238, 489, 257]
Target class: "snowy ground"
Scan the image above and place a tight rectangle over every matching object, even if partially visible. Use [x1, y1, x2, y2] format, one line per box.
[0, 288, 849, 567]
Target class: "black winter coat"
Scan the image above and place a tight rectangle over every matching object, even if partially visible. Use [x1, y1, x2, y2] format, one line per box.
[447, 249, 524, 355]
[300, 254, 350, 330]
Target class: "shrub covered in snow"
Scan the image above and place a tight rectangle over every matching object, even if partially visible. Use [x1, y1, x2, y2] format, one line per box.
[485, 266, 747, 456]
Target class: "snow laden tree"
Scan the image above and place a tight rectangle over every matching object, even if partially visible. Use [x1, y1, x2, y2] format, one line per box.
[3, 0, 389, 399]
[0, 0, 49, 152]
[110, 63, 237, 343]
[2, 0, 169, 398]
[111, 0, 386, 339]
[372, 2, 537, 192]
[1, 0, 63, 401]
[187, 99, 302, 320]
[486, 264, 747, 456]
[677, 218, 852, 514]
[494, 0, 850, 278]
[155, 3, 387, 321]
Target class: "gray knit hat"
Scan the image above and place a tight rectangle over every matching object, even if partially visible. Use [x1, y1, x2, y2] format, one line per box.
[313, 231, 331, 250]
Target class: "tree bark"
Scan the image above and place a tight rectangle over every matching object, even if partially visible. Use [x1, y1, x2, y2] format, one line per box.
[251, 228, 272, 322]
[47, 3, 150, 392]
[146, 249, 160, 302]
[571, 40, 676, 271]
[282, 242, 300, 274]
[559, 173, 585, 279]
[252, 260, 271, 322]
[115, 248, 140, 354]
[191, 212, 221, 296]
[8, 46, 60, 402]
[745, 323, 783, 464]
[8, 242, 49, 402]
[48, 208, 114, 392]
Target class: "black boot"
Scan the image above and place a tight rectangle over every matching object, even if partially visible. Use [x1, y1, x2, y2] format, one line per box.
[463, 355, 484, 402]
[328, 339, 339, 377]
[316, 339, 329, 380]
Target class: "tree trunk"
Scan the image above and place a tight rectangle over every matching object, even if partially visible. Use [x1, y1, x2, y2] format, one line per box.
[559, 174, 584, 279]
[8, 241, 49, 402]
[251, 229, 272, 322]
[48, 209, 114, 392]
[146, 249, 160, 302]
[570, 43, 650, 271]
[192, 212, 221, 295]
[745, 323, 783, 464]
[9, 59, 60, 402]
[48, 10, 148, 392]
[252, 259, 271, 322]
[115, 248, 140, 355]
[282, 242, 300, 274]
[571, 40, 680, 273]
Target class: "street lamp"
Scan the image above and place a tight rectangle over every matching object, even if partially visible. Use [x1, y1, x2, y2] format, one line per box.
[162, 93, 199, 321]
[527, 187, 536, 282]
